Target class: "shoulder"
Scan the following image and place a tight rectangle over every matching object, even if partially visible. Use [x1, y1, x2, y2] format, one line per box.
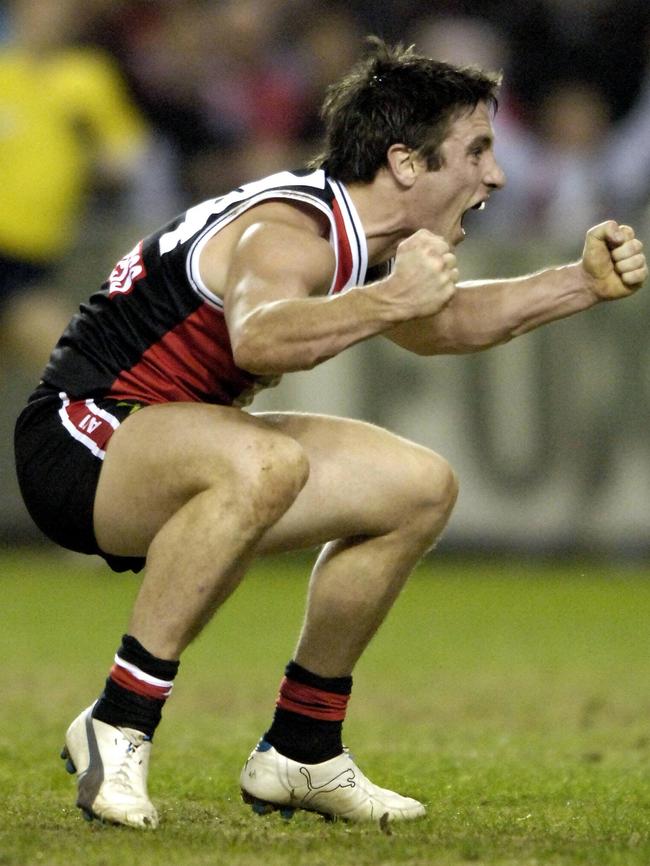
[236, 201, 335, 287]
[202, 198, 336, 299]
[246, 198, 331, 236]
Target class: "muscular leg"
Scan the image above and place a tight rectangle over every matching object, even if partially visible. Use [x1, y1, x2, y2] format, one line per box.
[255, 413, 458, 677]
[95, 406, 456, 670]
[79, 405, 456, 826]
[295, 533, 447, 677]
[93, 403, 309, 659]
[237, 413, 456, 822]
[62, 401, 312, 829]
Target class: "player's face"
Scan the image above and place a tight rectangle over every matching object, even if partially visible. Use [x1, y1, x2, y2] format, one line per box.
[410, 101, 505, 247]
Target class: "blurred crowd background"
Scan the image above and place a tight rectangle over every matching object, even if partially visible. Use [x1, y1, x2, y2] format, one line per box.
[2, 0, 650, 557]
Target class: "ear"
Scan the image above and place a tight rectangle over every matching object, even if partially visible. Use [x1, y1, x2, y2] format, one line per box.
[386, 144, 420, 188]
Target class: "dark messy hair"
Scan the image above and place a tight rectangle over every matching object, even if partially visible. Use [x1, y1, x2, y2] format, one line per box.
[310, 37, 502, 183]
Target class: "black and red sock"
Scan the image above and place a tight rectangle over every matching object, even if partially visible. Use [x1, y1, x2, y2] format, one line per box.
[91, 634, 179, 739]
[264, 660, 352, 763]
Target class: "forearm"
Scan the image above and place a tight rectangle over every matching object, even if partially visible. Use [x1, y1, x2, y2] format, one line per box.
[230, 285, 399, 374]
[388, 262, 599, 355]
[223, 214, 463, 372]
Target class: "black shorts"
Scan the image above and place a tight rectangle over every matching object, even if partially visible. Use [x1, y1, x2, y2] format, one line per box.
[14, 384, 146, 573]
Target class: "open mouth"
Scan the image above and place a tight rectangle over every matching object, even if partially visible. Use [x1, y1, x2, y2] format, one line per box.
[460, 199, 487, 236]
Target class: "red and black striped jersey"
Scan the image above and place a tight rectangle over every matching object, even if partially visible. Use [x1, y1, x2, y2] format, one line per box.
[42, 169, 371, 407]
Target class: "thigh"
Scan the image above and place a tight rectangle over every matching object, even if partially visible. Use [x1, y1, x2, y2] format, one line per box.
[94, 404, 450, 559]
[254, 411, 451, 553]
[93, 401, 298, 556]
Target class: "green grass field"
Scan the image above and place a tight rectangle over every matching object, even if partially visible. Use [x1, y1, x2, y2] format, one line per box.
[2, 547, 650, 866]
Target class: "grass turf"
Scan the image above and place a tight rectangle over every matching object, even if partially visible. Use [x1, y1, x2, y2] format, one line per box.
[1, 548, 650, 865]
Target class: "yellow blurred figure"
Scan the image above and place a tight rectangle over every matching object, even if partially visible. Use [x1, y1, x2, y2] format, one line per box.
[0, 45, 147, 262]
[0, 0, 148, 376]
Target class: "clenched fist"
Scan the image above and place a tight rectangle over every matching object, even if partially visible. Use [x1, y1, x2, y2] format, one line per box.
[375, 230, 458, 322]
[582, 221, 647, 301]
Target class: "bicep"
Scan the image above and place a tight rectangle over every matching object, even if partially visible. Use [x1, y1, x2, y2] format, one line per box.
[222, 222, 336, 330]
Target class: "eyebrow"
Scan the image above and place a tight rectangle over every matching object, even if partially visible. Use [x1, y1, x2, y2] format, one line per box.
[465, 134, 494, 153]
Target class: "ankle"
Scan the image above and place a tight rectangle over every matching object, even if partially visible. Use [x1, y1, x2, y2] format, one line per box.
[92, 634, 180, 739]
[263, 660, 352, 763]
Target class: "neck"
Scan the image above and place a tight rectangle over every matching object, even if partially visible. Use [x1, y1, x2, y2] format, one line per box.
[344, 174, 411, 267]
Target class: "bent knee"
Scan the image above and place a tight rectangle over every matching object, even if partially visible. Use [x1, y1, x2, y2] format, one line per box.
[431, 455, 459, 515]
[244, 431, 310, 521]
[402, 450, 458, 534]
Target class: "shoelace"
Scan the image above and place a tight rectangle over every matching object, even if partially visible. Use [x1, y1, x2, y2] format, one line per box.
[110, 730, 147, 796]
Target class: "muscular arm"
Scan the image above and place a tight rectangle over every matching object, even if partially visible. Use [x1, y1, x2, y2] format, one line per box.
[212, 206, 456, 374]
[223, 222, 391, 373]
[387, 263, 593, 355]
[386, 221, 647, 356]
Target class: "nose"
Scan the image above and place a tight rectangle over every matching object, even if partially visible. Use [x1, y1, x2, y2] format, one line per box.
[484, 154, 506, 190]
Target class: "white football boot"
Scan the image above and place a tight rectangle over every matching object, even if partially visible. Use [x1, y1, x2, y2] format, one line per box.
[240, 740, 426, 823]
[61, 705, 158, 828]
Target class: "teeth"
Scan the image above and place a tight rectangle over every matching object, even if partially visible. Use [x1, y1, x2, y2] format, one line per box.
[477, 201, 486, 211]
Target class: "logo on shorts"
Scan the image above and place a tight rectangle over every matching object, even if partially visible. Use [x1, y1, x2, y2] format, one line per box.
[59, 393, 120, 460]
[108, 241, 146, 297]
[78, 414, 103, 434]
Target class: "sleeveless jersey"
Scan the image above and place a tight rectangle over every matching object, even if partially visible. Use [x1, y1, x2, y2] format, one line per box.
[42, 169, 370, 407]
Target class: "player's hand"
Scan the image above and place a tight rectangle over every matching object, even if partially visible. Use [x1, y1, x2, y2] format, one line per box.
[581, 221, 647, 301]
[377, 230, 458, 320]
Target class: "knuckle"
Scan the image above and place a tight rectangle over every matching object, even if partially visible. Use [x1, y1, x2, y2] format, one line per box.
[411, 229, 430, 245]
